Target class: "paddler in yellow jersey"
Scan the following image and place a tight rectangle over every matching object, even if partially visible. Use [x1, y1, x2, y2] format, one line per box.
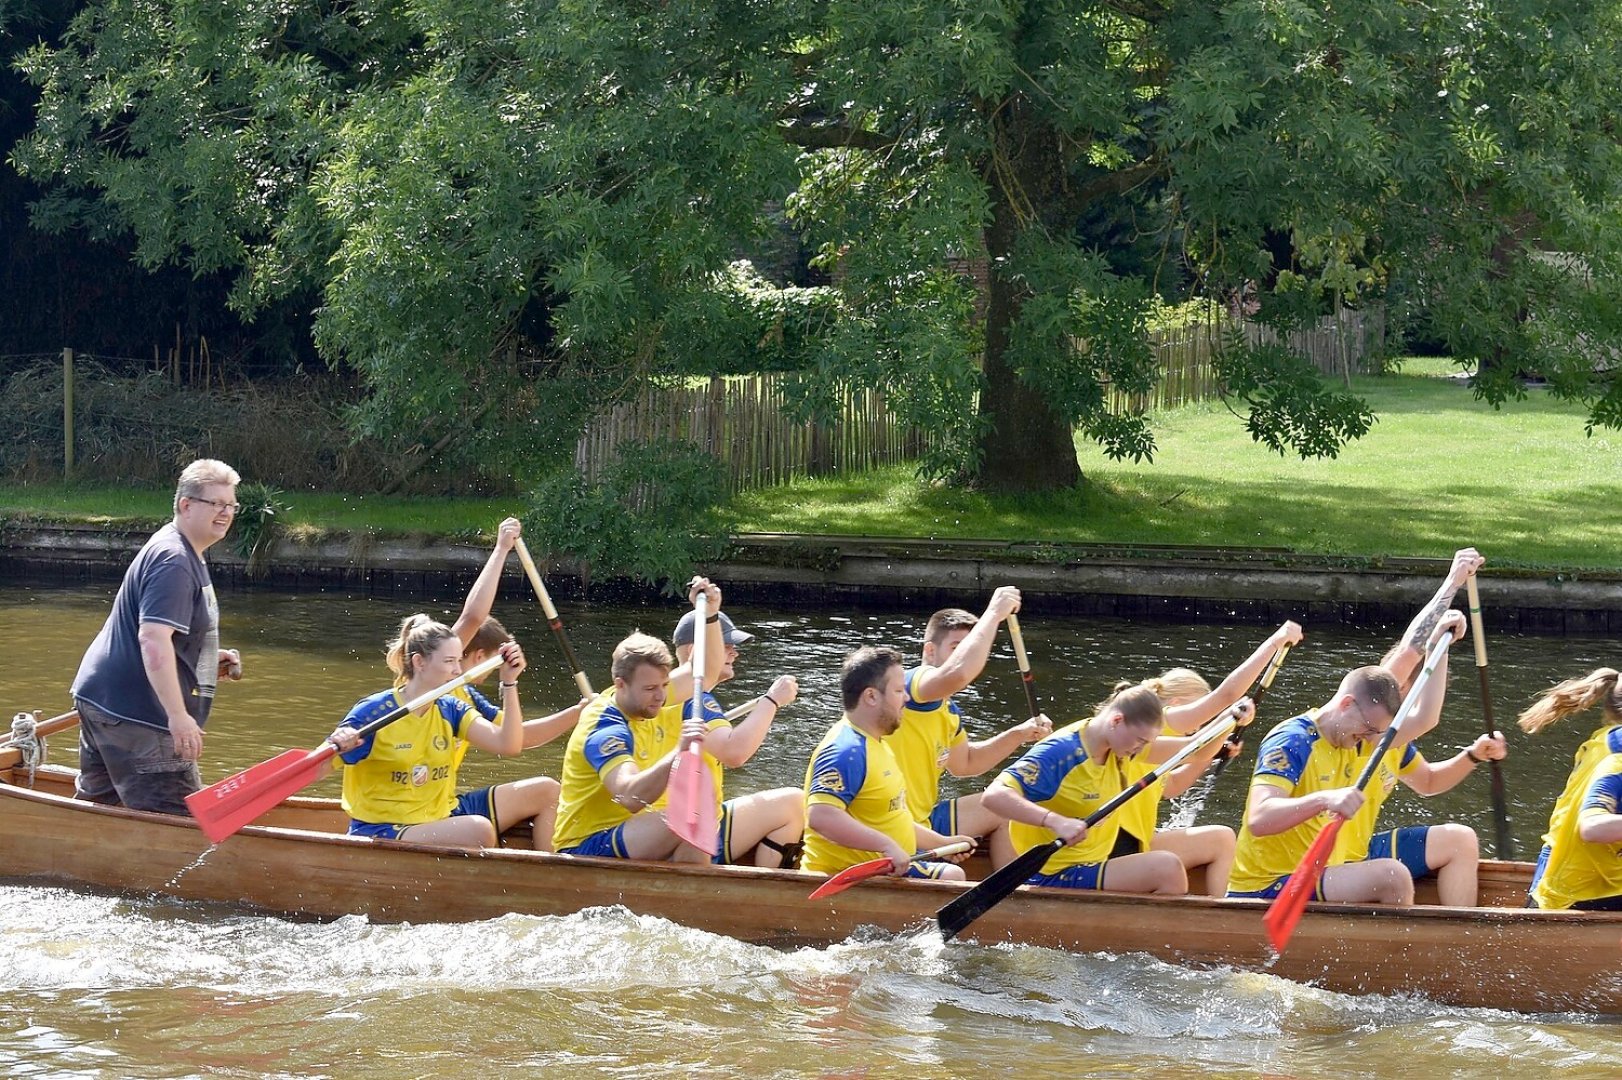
[892, 587, 1052, 868]
[552, 579, 722, 861]
[802, 646, 976, 880]
[1226, 614, 1463, 905]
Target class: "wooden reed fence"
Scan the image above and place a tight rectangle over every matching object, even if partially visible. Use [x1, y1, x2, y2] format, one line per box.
[580, 307, 1386, 491]
[574, 377, 928, 494]
[1110, 307, 1387, 413]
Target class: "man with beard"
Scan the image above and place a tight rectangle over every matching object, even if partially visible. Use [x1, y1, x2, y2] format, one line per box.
[801, 646, 976, 880]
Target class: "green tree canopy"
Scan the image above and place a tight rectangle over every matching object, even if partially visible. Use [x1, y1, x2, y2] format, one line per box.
[16, 0, 1622, 488]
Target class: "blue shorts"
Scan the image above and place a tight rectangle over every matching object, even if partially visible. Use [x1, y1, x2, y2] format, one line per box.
[1227, 874, 1326, 902]
[928, 797, 960, 836]
[710, 799, 739, 865]
[559, 822, 630, 859]
[1366, 825, 1433, 879]
[905, 861, 956, 881]
[1029, 862, 1106, 890]
[348, 785, 497, 840]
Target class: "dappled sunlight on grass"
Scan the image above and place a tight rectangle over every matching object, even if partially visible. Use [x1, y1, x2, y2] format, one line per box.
[732, 368, 1622, 568]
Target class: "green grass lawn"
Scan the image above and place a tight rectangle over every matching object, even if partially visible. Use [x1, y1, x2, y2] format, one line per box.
[3, 360, 1617, 569]
[728, 361, 1622, 569]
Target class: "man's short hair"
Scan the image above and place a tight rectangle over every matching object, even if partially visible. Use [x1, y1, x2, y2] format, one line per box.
[1344, 665, 1402, 718]
[841, 645, 903, 711]
[923, 608, 977, 648]
[174, 459, 241, 513]
[612, 632, 674, 683]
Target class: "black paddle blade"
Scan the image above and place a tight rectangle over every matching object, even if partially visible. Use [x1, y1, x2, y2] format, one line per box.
[935, 839, 1063, 942]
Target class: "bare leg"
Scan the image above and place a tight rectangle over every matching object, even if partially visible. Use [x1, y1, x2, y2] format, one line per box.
[398, 816, 498, 849]
[1321, 858, 1415, 905]
[619, 810, 688, 860]
[1150, 825, 1236, 896]
[716, 787, 804, 867]
[947, 793, 1017, 869]
[1100, 850, 1188, 895]
[490, 776, 561, 852]
[1426, 823, 1480, 907]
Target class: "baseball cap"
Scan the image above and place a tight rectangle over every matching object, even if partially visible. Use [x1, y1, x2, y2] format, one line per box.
[672, 610, 754, 648]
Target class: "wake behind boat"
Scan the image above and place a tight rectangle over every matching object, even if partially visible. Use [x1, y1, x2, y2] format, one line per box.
[3, 711, 1618, 1016]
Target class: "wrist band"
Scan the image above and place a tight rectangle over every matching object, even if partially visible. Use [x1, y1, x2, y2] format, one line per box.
[500, 681, 518, 690]
[763, 693, 780, 708]
[1464, 747, 1483, 764]
[705, 613, 720, 624]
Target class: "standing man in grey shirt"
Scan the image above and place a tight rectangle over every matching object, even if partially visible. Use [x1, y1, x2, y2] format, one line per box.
[71, 458, 245, 814]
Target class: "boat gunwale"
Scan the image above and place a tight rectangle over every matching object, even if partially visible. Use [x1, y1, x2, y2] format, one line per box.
[4, 763, 1619, 931]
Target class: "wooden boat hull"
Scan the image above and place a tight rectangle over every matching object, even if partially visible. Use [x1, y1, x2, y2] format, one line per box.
[2, 762, 1619, 1014]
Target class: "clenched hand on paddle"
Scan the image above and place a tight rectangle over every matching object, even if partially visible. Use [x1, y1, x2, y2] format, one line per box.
[185, 649, 512, 843]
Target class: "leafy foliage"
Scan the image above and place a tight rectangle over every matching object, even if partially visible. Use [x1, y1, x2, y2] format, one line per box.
[524, 438, 732, 591]
[13, 0, 1622, 493]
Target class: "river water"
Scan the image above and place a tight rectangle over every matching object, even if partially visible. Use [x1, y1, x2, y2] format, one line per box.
[2, 580, 1620, 1076]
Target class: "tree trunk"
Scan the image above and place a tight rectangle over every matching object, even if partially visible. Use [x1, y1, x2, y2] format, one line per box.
[971, 103, 1082, 493]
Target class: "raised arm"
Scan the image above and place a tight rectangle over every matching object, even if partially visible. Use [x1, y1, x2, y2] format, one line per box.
[668, 578, 725, 701]
[1163, 622, 1301, 734]
[464, 642, 528, 756]
[521, 697, 591, 750]
[1385, 548, 1482, 686]
[451, 517, 521, 649]
[946, 712, 1053, 777]
[702, 675, 797, 767]
[1393, 611, 1466, 746]
[911, 586, 1021, 702]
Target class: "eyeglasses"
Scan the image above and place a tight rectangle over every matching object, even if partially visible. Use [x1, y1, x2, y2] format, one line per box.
[188, 496, 240, 514]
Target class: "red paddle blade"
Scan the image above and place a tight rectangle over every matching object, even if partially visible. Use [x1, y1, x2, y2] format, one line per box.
[667, 747, 718, 856]
[808, 857, 893, 900]
[185, 746, 334, 844]
[1263, 816, 1344, 953]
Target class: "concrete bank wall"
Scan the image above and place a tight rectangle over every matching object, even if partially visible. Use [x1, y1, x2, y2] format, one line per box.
[2, 524, 1618, 635]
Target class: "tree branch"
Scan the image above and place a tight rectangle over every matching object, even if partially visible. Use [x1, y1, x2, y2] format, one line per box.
[1071, 154, 1168, 207]
[778, 122, 898, 153]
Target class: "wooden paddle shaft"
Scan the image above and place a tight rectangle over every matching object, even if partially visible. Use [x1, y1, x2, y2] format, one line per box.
[513, 538, 594, 698]
[1006, 613, 1041, 721]
[1465, 575, 1514, 859]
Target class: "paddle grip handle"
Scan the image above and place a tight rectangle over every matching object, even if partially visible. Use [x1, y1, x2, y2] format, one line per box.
[1216, 643, 1292, 759]
[1006, 614, 1041, 721]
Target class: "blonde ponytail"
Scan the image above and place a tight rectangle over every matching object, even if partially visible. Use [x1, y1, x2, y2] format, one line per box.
[1517, 668, 1622, 734]
[386, 614, 456, 682]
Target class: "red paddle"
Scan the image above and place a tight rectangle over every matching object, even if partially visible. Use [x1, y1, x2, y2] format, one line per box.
[185, 652, 506, 843]
[1263, 630, 1455, 952]
[666, 591, 719, 855]
[809, 841, 974, 899]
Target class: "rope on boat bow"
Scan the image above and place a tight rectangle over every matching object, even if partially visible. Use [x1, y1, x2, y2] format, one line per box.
[8, 711, 46, 786]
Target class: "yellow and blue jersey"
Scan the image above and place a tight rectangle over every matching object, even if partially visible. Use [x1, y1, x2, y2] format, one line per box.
[449, 684, 503, 771]
[650, 686, 729, 813]
[554, 689, 686, 851]
[801, 718, 917, 874]
[1338, 741, 1422, 861]
[1537, 724, 1622, 869]
[1118, 721, 1182, 846]
[994, 720, 1133, 870]
[889, 668, 968, 823]
[338, 688, 473, 826]
[1229, 713, 1388, 894]
[1535, 751, 1622, 909]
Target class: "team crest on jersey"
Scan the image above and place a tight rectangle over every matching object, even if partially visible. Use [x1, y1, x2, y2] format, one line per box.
[600, 735, 628, 756]
[1012, 760, 1042, 787]
[1262, 748, 1292, 773]
[410, 764, 430, 787]
[812, 768, 845, 794]
[432, 734, 450, 752]
[1379, 769, 1397, 795]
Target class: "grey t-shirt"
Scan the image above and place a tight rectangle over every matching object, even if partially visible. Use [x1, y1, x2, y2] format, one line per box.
[72, 522, 219, 730]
